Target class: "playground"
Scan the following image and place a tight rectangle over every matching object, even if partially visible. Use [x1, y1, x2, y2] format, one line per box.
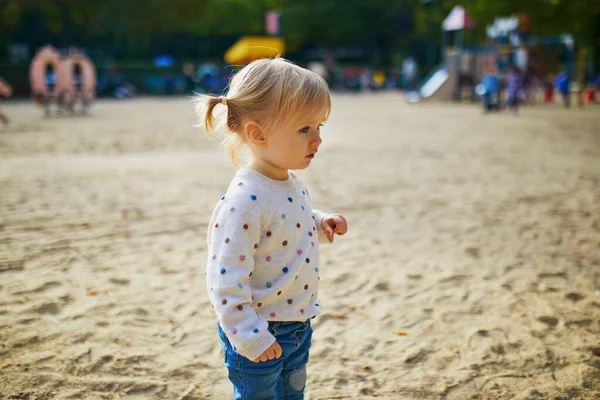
[1, 95, 599, 399]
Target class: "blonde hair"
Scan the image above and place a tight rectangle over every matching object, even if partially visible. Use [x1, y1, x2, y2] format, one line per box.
[193, 58, 331, 164]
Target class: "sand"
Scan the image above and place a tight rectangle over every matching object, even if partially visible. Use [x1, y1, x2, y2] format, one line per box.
[0, 96, 599, 400]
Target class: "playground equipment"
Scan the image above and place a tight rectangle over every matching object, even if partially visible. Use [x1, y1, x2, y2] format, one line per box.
[224, 36, 285, 65]
[417, 6, 576, 103]
[29, 44, 96, 113]
[418, 5, 479, 101]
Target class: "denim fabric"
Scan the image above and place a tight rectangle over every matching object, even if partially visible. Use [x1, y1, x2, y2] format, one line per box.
[218, 320, 312, 400]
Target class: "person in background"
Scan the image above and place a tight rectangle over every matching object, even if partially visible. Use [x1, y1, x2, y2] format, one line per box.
[505, 65, 523, 115]
[481, 64, 500, 113]
[183, 63, 197, 93]
[0, 77, 12, 125]
[554, 70, 570, 108]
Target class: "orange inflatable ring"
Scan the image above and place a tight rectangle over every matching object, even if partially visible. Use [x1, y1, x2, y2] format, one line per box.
[61, 52, 96, 105]
[29, 45, 65, 99]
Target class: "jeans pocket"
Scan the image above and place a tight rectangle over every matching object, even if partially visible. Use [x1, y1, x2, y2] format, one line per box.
[293, 321, 310, 348]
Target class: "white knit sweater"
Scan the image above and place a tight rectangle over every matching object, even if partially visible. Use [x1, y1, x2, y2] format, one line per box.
[206, 167, 329, 360]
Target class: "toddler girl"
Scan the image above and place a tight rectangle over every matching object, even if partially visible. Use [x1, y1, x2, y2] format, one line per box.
[195, 58, 348, 399]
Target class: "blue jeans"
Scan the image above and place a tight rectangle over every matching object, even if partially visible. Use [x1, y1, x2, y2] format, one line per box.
[218, 320, 313, 400]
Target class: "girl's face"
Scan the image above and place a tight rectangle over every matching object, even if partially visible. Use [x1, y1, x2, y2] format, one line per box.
[249, 110, 327, 180]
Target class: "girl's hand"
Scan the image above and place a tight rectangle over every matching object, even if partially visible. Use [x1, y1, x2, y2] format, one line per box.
[321, 214, 348, 242]
[252, 341, 282, 363]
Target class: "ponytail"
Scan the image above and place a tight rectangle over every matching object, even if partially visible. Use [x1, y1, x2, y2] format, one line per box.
[203, 96, 227, 134]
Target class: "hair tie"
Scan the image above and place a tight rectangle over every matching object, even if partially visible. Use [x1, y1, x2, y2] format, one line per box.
[219, 96, 228, 106]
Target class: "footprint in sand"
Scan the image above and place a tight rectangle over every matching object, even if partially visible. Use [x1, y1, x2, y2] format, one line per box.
[28, 301, 62, 315]
[537, 271, 566, 291]
[537, 316, 559, 327]
[109, 277, 130, 285]
[565, 292, 584, 302]
[565, 319, 592, 328]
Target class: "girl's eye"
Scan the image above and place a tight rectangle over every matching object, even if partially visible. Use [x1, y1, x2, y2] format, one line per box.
[299, 126, 310, 133]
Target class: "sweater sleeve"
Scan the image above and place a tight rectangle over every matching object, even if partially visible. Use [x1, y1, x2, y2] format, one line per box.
[206, 201, 275, 361]
[303, 185, 331, 244]
[312, 209, 332, 244]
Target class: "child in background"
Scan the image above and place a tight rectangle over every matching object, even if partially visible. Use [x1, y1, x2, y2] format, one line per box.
[480, 65, 500, 112]
[195, 58, 348, 399]
[555, 70, 570, 108]
[542, 76, 555, 104]
[505, 66, 523, 115]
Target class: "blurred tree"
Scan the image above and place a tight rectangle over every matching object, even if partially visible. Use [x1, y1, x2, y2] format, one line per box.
[0, 0, 597, 65]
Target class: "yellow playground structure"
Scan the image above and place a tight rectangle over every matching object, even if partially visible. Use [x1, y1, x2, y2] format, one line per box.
[224, 36, 285, 65]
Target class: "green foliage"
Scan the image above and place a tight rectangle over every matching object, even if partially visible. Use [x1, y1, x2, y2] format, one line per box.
[0, 0, 597, 61]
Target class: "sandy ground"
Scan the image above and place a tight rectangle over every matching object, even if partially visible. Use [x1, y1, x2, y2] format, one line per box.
[0, 96, 599, 400]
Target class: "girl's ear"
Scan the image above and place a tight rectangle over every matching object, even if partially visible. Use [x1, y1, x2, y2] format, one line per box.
[244, 121, 267, 147]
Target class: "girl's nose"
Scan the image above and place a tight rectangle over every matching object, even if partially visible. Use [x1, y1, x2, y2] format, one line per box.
[311, 134, 322, 147]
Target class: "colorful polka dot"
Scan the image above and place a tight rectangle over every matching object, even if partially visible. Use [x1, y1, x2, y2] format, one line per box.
[306, 258, 310, 263]
[222, 299, 227, 305]
[249, 272, 253, 277]
[315, 303, 319, 307]
[287, 299, 293, 304]
[225, 238, 230, 243]
[266, 256, 272, 262]
[243, 224, 248, 230]
[295, 276, 299, 280]
[254, 243, 258, 249]
[300, 309, 305, 314]
[214, 223, 219, 228]
[270, 312, 276, 318]
[315, 267, 319, 272]
[238, 283, 243, 289]
[302, 190, 306, 195]
[301, 205, 305, 210]
[266, 282, 272, 288]
[281, 214, 286, 219]
[212, 254, 216, 260]
[288, 197, 293, 203]
[277, 291, 282, 296]
[297, 250, 303, 255]
[297, 223, 301, 228]
[311, 242, 315, 247]
[253, 328, 259, 333]
[238, 182, 243, 186]
[304, 285, 309, 290]
[220, 268, 226, 274]
[257, 302, 262, 307]
[231, 328, 238, 334]
[239, 255, 246, 261]
[230, 207, 235, 211]
[252, 296, 255, 300]
[308, 232, 313, 237]
[250, 194, 257, 200]
[221, 196, 225, 200]
[282, 240, 288, 246]
[266, 231, 272, 237]
[282, 267, 289, 273]
[237, 305, 243, 311]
